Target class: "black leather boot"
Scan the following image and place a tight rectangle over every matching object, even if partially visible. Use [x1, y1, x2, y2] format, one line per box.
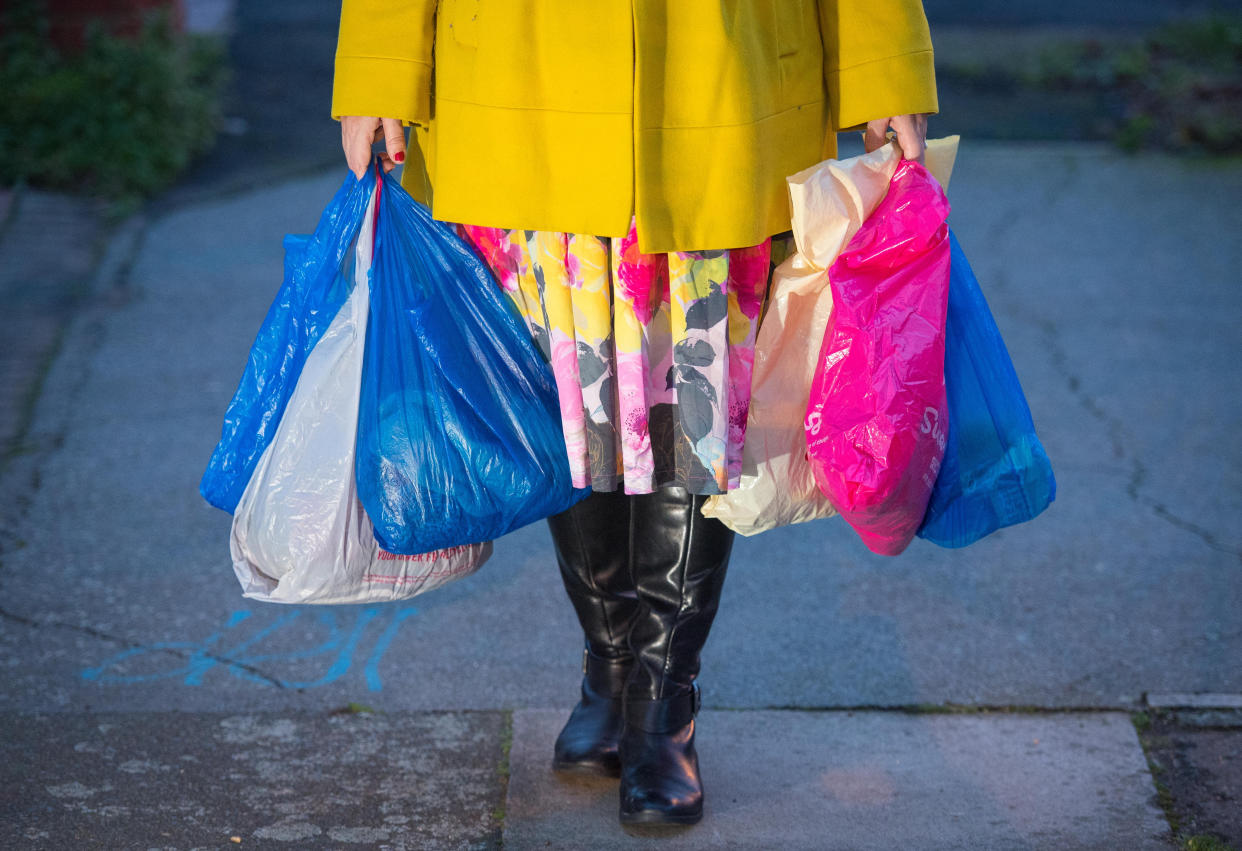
[619, 486, 734, 825]
[547, 488, 638, 777]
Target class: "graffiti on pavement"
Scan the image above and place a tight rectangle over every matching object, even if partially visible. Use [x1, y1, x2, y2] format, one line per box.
[80, 606, 418, 691]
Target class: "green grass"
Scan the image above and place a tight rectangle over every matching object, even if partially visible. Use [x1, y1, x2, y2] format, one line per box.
[492, 710, 514, 833]
[330, 701, 377, 715]
[1184, 835, 1238, 851]
[901, 702, 1059, 715]
[1130, 712, 1180, 836]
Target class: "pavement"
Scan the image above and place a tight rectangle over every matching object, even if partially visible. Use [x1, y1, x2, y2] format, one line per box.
[4, 135, 1241, 851]
[0, 191, 109, 465]
[2, 3, 1242, 850]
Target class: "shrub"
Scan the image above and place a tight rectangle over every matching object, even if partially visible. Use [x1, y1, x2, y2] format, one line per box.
[0, 1, 227, 200]
[1036, 15, 1242, 154]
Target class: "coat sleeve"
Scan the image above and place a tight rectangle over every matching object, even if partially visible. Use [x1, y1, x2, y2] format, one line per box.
[331, 0, 438, 124]
[816, 0, 938, 131]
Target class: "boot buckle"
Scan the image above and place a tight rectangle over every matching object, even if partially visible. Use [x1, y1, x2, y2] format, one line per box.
[625, 684, 700, 733]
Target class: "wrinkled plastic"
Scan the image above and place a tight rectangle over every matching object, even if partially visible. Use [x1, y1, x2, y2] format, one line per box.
[703, 138, 960, 535]
[355, 171, 588, 554]
[917, 231, 1057, 547]
[200, 169, 377, 513]
[699, 245, 840, 534]
[805, 160, 952, 556]
[228, 184, 490, 604]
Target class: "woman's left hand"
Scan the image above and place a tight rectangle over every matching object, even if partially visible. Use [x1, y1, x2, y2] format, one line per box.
[863, 114, 928, 162]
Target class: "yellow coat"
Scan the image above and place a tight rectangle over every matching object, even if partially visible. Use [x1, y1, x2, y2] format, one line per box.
[333, 0, 937, 253]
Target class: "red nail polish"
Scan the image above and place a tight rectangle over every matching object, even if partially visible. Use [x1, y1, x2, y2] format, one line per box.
[394, 151, 405, 163]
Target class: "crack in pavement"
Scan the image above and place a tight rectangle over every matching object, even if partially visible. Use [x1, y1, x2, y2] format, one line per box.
[971, 237, 1241, 565]
[1147, 503, 1242, 560]
[981, 153, 1242, 562]
[0, 605, 288, 689]
[1035, 315, 1128, 462]
[1033, 315, 1242, 562]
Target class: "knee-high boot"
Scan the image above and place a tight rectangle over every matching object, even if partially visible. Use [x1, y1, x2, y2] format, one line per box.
[619, 486, 734, 825]
[546, 488, 639, 776]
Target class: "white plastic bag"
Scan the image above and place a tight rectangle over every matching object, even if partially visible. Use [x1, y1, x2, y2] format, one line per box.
[230, 188, 491, 603]
[702, 138, 958, 536]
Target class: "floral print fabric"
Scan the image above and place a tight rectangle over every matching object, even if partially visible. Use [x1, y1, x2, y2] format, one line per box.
[460, 221, 772, 496]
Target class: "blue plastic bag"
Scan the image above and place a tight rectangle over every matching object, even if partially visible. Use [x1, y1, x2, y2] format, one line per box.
[201, 169, 377, 512]
[917, 231, 1056, 547]
[355, 171, 588, 554]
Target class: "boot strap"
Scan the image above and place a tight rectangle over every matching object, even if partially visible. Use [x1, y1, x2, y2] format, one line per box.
[583, 647, 631, 698]
[624, 682, 701, 734]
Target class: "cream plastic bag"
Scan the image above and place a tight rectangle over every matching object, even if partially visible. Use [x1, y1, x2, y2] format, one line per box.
[230, 188, 491, 603]
[703, 137, 959, 536]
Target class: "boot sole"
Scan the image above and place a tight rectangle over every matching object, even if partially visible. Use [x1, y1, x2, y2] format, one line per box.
[618, 806, 702, 826]
[552, 757, 622, 779]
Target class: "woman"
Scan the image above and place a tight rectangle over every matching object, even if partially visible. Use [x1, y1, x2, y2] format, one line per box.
[333, 0, 937, 826]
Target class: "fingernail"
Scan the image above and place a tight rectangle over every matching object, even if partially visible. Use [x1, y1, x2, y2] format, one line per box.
[394, 152, 405, 163]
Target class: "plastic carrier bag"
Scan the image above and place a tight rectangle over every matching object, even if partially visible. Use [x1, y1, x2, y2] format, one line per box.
[201, 166, 582, 602]
[805, 159, 952, 556]
[202, 171, 491, 603]
[916, 231, 1057, 547]
[355, 169, 589, 554]
[200, 170, 374, 514]
[702, 139, 959, 535]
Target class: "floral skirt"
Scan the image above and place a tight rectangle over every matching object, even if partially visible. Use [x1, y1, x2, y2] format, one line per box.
[460, 221, 780, 496]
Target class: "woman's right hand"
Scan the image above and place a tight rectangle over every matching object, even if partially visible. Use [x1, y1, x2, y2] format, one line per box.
[341, 116, 406, 179]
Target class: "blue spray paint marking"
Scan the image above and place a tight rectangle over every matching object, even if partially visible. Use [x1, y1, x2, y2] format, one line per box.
[363, 606, 420, 692]
[81, 606, 418, 691]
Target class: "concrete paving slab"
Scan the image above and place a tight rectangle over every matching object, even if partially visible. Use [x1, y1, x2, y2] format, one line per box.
[0, 711, 505, 849]
[504, 709, 1171, 850]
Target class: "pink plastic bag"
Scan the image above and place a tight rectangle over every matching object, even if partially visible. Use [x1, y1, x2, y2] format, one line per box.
[804, 160, 952, 556]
